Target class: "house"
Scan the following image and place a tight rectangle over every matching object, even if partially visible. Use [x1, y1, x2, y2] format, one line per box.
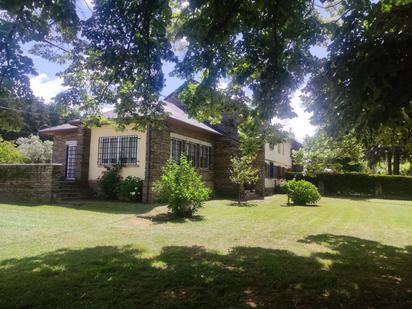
[40, 89, 295, 202]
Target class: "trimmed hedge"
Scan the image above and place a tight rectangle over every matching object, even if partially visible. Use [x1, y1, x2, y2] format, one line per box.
[285, 172, 412, 198]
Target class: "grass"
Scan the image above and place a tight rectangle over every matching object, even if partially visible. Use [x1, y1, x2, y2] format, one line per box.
[0, 195, 412, 308]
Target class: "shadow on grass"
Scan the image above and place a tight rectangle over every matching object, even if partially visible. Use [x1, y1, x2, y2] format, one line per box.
[1, 234, 411, 308]
[320, 194, 412, 202]
[136, 213, 205, 224]
[228, 202, 258, 207]
[0, 199, 162, 215]
[281, 203, 319, 207]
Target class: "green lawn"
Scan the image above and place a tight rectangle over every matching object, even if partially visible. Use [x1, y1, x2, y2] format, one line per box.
[1, 195, 411, 308]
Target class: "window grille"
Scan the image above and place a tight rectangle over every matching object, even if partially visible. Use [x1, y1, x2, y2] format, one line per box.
[98, 135, 139, 166]
[66, 145, 76, 179]
[170, 137, 211, 170]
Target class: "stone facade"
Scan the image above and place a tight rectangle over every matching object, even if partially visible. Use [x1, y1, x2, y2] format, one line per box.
[51, 126, 91, 184]
[143, 119, 216, 203]
[0, 164, 64, 202]
[213, 135, 240, 198]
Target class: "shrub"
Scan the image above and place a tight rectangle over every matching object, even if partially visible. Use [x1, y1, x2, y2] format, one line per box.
[283, 180, 321, 205]
[115, 176, 143, 202]
[97, 165, 122, 199]
[16, 135, 53, 163]
[0, 138, 27, 163]
[153, 155, 210, 217]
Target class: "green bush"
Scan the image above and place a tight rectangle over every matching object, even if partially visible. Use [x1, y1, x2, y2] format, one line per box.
[153, 155, 210, 217]
[283, 180, 321, 205]
[115, 176, 143, 202]
[97, 165, 122, 199]
[0, 138, 27, 163]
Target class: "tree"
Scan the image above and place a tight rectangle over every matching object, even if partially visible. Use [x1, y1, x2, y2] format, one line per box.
[0, 0, 79, 131]
[362, 121, 412, 175]
[0, 137, 27, 163]
[57, 0, 175, 130]
[304, 0, 411, 140]
[229, 155, 259, 204]
[173, 0, 322, 123]
[2, 1, 322, 155]
[55, 1, 323, 130]
[293, 131, 365, 176]
[0, 99, 79, 140]
[16, 135, 53, 163]
[154, 155, 210, 217]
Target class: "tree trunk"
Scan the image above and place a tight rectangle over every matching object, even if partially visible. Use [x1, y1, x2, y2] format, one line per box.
[393, 148, 401, 175]
[238, 183, 242, 204]
[387, 151, 393, 175]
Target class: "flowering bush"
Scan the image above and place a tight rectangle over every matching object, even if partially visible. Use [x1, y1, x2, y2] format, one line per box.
[115, 176, 143, 202]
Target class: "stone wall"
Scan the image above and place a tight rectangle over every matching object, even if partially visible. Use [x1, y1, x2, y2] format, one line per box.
[0, 164, 64, 203]
[52, 127, 91, 183]
[143, 119, 216, 203]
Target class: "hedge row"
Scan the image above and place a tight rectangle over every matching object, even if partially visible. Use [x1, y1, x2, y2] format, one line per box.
[285, 172, 412, 198]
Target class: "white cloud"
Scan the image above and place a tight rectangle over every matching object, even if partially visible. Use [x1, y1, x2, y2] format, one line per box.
[30, 73, 67, 103]
[276, 89, 317, 142]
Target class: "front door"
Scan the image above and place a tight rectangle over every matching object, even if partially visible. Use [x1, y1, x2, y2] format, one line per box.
[65, 145, 76, 179]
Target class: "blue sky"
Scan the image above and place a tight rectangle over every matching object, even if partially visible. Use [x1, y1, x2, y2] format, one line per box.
[28, 0, 327, 142]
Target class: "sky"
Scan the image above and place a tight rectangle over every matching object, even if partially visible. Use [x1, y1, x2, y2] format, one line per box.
[28, 0, 327, 142]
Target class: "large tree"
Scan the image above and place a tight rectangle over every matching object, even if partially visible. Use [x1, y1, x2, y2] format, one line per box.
[174, 0, 322, 122]
[56, 0, 175, 130]
[1, 0, 324, 152]
[56, 0, 322, 135]
[304, 0, 411, 135]
[293, 131, 366, 176]
[0, 0, 79, 131]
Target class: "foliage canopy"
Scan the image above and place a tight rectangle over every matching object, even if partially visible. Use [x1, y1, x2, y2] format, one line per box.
[293, 131, 365, 176]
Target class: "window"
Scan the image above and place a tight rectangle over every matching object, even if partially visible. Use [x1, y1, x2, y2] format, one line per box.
[187, 142, 197, 166]
[98, 136, 139, 166]
[276, 166, 282, 179]
[282, 144, 285, 155]
[269, 162, 274, 179]
[171, 138, 185, 163]
[269, 143, 274, 150]
[199, 145, 210, 169]
[170, 137, 212, 169]
[278, 144, 281, 154]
